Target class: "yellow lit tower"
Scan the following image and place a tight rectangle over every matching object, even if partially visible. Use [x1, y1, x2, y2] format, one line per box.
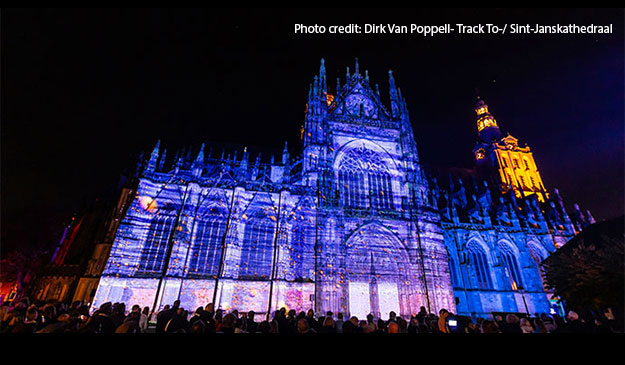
[472, 97, 549, 202]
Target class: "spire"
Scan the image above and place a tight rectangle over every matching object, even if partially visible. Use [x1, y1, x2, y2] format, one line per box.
[388, 70, 400, 118]
[586, 209, 596, 224]
[252, 153, 261, 181]
[282, 141, 289, 165]
[194, 143, 205, 165]
[354, 57, 359, 76]
[146, 140, 161, 173]
[336, 77, 341, 97]
[151, 140, 161, 157]
[475, 97, 502, 142]
[192, 144, 205, 178]
[240, 146, 249, 170]
[158, 148, 167, 171]
[319, 58, 327, 94]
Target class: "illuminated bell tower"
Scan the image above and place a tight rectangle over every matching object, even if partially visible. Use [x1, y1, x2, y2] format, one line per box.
[472, 97, 549, 202]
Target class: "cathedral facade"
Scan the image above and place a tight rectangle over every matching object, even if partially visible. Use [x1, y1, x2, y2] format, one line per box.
[92, 59, 594, 319]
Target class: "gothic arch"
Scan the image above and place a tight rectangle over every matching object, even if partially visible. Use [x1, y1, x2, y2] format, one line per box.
[343, 223, 411, 281]
[333, 139, 401, 177]
[496, 238, 520, 256]
[465, 236, 495, 290]
[341, 222, 416, 318]
[527, 240, 548, 263]
[496, 239, 524, 289]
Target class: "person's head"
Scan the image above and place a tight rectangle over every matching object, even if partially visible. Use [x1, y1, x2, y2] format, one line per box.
[326, 311, 333, 318]
[388, 322, 399, 333]
[248, 310, 255, 321]
[520, 318, 531, 327]
[131, 304, 141, 313]
[439, 308, 448, 318]
[420, 306, 427, 313]
[377, 319, 385, 330]
[389, 311, 396, 320]
[349, 316, 358, 326]
[297, 318, 310, 333]
[337, 312, 343, 320]
[495, 315, 503, 321]
[481, 320, 500, 333]
[280, 307, 286, 316]
[398, 317, 407, 331]
[567, 311, 579, 322]
[99, 302, 112, 315]
[506, 314, 519, 324]
[366, 313, 374, 323]
[25, 307, 38, 321]
[195, 306, 204, 315]
[232, 309, 239, 318]
[323, 317, 335, 328]
[190, 321, 205, 334]
[176, 307, 184, 316]
[43, 305, 57, 319]
[126, 311, 140, 322]
[307, 309, 314, 318]
[173, 300, 180, 309]
[205, 303, 214, 313]
[288, 309, 296, 318]
[222, 313, 236, 328]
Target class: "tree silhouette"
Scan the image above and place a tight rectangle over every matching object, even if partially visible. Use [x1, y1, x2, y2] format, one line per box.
[542, 217, 624, 311]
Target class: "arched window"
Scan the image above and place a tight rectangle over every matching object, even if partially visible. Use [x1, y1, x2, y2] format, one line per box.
[337, 146, 394, 210]
[240, 218, 275, 280]
[528, 242, 548, 289]
[138, 216, 175, 274]
[499, 243, 524, 290]
[467, 242, 493, 290]
[188, 216, 226, 277]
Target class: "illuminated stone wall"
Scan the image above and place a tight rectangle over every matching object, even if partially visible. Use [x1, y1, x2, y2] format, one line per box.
[93, 59, 578, 320]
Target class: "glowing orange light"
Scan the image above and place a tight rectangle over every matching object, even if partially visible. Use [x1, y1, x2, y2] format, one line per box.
[138, 196, 157, 212]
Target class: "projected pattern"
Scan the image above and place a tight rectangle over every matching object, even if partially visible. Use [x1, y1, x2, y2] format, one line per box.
[93, 59, 580, 319]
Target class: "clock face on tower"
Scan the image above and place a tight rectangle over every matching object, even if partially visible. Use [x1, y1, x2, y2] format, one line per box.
[345, 93, 376, 118]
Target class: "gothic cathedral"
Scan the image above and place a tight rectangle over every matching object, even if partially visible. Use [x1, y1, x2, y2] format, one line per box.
[93, 59, 594, 319]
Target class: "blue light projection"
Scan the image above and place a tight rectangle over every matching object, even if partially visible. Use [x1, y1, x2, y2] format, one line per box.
[92, 59, 590, 320]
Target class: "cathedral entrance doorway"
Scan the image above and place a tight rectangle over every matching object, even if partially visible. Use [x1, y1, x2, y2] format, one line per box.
[343, 223, 414, 319]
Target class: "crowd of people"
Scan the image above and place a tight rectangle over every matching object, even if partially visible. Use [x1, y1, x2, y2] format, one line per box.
[0, 296, 620, 334]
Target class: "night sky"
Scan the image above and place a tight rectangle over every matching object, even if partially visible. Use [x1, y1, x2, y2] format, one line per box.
[2, 8, 623, 254]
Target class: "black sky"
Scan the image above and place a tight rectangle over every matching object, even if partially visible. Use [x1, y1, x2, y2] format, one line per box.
[2, 8, 624, 254]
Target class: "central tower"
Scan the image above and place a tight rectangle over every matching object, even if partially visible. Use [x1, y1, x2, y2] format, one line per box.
[303, 59, 455, 317]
